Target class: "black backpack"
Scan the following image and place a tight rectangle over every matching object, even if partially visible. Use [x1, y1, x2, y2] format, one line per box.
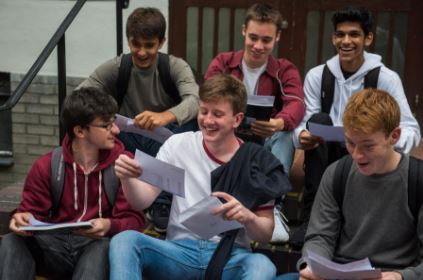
[333, 154, 423, 225]
[49, 147, 119, 218]
[321, 65, 381, 114]
[116, 52, 183, 107]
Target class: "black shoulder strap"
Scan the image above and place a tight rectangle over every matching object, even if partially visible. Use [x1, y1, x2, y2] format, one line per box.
[333, 155, 354, 211]
[408, 156, 423, 225]
[50, 146, 65, 217]
[157, 52, 182, 103]
[102, 163, 120, 206]
[321, 64, 335, 114]
[364, 66, 381, 89]
[116, 53, 133, 107]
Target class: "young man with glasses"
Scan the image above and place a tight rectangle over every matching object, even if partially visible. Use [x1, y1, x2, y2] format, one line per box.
[0, 87, 145, 280]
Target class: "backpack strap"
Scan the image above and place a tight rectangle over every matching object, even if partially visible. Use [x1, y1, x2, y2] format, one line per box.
[157, 52, 182, 103]
[321, 65, 381, 114]
[116, 53, 133, 108]
[49, 147, 120, 218]
[49, 146, 65, 218]
[102, 163, 120, 206]
[321, 64, 335, 114]
[364, 66, 381, 89]
[408, 156, 423, 226]
[333, 155, 353, 220]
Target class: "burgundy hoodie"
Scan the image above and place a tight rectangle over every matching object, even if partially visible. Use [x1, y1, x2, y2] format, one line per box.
[17, 134, 145, 236]
[205, 50, 305, 131]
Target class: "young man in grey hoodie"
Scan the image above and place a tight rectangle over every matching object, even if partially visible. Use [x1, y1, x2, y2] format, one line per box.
[291, 6, 421, 247]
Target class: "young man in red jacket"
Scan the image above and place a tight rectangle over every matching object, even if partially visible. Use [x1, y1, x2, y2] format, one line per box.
[0, 87, 145, 280]
[205, 3, 304, 174]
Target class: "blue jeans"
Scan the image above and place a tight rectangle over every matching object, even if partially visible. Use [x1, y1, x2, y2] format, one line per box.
[109, 230, 276, 280]
[263, 131, 295, 175]
[274, 272, 299, 280]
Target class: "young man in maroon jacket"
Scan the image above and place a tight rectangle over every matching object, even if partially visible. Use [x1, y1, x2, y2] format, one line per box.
[0, 87, 145, 280]
[205, 3, 304, 174]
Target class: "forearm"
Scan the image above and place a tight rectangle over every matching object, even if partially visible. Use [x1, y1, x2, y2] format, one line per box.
[243, 209, 274, 242]
[121, 178, 161, 211]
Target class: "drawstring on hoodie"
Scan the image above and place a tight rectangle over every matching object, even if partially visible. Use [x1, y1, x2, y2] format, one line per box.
[72, 161, 102, 221]
[98, 172, 103, 218]
[73, 162, 78, 211]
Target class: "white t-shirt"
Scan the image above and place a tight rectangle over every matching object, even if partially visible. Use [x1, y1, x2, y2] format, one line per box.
[242, 59, 267, 96]
[157, 131, 271, 248]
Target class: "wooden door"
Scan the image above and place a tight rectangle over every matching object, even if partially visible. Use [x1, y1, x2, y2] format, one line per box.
[168, 0, 423, 127]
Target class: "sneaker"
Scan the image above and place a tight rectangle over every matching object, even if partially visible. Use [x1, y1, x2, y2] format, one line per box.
[270, 207, 290, 244]
[146, 203, 170, 233]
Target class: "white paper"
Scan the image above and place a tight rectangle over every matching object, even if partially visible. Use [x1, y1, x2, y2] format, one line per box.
[19, 217, 93, 232]
[247, 95, 275, 106]
[135, 149, 185, 198]
[115, 114, 173, 144]
[180, 196, 243, 239]
[308, 122, 345, 142]
[304, 249, 382, 279]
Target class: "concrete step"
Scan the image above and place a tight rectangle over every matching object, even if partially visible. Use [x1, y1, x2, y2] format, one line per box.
[0, 182, 23, 236]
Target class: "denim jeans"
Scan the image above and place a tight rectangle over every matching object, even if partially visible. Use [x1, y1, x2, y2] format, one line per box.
[0, 232, 109, 280]
[109, 230, 276, 280]
[274, 272, 299, 280]
[263, 130, 295, 175]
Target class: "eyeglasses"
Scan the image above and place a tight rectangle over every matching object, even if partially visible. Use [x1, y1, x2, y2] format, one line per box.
[88, 117, 116, 131]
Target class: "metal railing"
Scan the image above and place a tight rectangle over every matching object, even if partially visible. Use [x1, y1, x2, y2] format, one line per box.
[0, 0, 129, 139]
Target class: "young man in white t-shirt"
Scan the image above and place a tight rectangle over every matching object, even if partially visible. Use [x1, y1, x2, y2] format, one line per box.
[108, 74, 288, 280]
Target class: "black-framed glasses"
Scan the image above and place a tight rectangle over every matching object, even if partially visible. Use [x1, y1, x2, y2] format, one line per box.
[88, 117, 116, 131]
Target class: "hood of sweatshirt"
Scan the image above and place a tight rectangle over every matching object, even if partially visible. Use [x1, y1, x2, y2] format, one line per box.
[326, 51, 384, 81]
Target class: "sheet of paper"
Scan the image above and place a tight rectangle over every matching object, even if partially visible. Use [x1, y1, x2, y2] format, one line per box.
[308, 122, 345, 142]
[179, 196, 243, 239]
[304, 249, 382, 279]
[247, 95, 275, 106]
[19, 217, 93, 232]
[115, 114, 173, 144]
[135, 149, 185, 198]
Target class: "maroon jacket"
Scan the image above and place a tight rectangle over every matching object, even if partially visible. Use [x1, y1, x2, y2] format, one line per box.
[205, 50, 305, 131]
[17, 135, 145, 236]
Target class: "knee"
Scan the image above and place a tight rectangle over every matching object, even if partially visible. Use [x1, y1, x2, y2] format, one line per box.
[307, 113, 332, 126]
[110, 230, 139, 253]
[245, 254, 276, 279]
[0, 233, 25, 251]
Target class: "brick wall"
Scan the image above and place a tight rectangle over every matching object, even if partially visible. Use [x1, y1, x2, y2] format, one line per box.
[0, 74, 84, 188]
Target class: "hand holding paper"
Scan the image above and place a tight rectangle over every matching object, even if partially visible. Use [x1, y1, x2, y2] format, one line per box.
[115, 114, 173, 143]
[134, 149, 185, 198]
[303, 249, 381, 279]
[180, 196, 243, 239]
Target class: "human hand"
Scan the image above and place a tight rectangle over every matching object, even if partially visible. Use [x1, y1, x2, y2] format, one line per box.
[134, 111, 175, 130]
[74, 218, 111, 239]
[251, 118, 284, 138]
[299, 266, 324, 280]
[9, 212, 34, 237]
[211, 192, 255, 225]
[299, 130, 323, 150]
[115, 154, 141, 179]
[367, 272, 403, 280]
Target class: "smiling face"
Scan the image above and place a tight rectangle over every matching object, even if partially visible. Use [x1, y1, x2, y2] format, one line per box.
[81, 116, 120, 150]
[128, 36, 164, 69]
[344, 128, 400, 176]
[332, 21, 373, 72]
[242, 20, 280, 68]
[197, 99, 243, 146]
